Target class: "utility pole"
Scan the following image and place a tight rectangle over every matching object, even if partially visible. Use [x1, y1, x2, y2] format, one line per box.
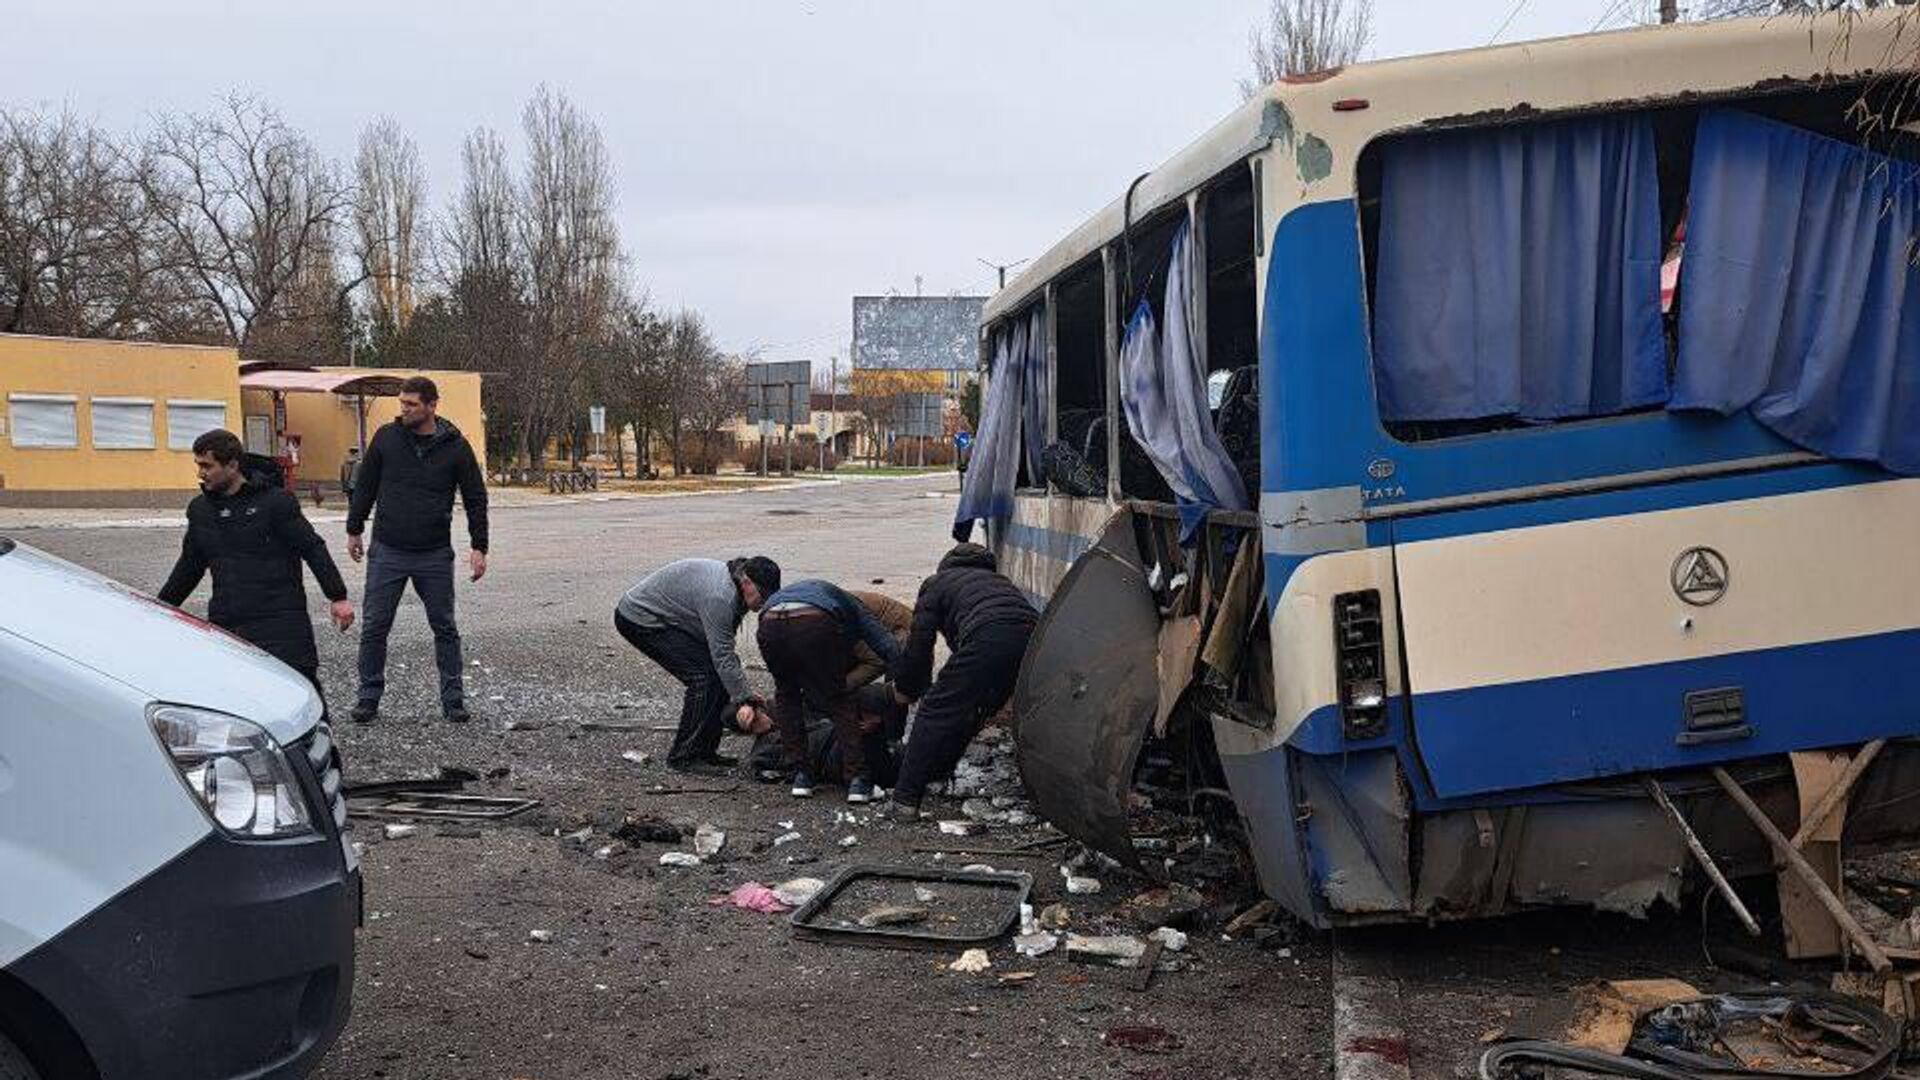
[1660, 0, 1678, 23]
[977, 256, 1028, 292]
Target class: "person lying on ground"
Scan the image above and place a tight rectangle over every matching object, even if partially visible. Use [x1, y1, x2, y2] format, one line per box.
[747, 683, 905, 793]
[747, 589, 911, 788]
[756, 580, 903, 803]
[878, 543, 1037, 821]
[614, 555, 780, 774]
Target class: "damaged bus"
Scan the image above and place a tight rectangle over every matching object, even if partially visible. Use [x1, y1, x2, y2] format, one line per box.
[957, 13, 1920, 931]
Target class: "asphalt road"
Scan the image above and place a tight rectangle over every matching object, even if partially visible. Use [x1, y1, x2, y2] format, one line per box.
[20, 474, 1824, 1080]
[16, 475, 1337, 1080]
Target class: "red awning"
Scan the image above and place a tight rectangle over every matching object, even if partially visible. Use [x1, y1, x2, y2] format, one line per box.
[239, 369, 408, 396]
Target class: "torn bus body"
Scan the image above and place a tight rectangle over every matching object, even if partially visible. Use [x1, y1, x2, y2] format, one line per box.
[978, 15, 1920, 930]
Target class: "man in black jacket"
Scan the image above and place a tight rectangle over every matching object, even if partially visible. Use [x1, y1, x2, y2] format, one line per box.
[880, 543, 1037, 819]
[159, 429, 355, 693]
[345, 375, 490, 724]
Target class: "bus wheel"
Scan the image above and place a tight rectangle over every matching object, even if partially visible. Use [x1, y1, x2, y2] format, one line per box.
[0, 1030, 43, 1080]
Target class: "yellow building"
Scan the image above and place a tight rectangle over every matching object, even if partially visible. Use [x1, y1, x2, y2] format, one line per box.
[0, 334, 243, 507]
[238, 366, 486, 493]
[0, 333, 486, 506]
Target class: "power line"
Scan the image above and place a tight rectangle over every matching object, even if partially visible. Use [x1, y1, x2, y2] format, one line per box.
[1590, 0, 1636, 32]
[1488, 0, 1535, 44]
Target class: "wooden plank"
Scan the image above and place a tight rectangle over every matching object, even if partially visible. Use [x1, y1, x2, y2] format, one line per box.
[1711, 767, 1892, 973]
[1780, 751, 1850, 959]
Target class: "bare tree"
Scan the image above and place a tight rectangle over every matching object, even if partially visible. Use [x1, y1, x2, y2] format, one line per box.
[354, 116, 424, 336]
[144, 95, 358, 357]
[517, 85, 621, 467]
[1692, 0, 1907, 15]
[1239, 0, 1373, 99]
[0, 108, 212, 340]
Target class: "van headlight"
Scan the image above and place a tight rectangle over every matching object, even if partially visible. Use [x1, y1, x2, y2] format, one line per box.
[149, 704, 314, 839]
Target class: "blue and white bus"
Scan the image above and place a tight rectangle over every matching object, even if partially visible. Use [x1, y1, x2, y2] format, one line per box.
[960, 13, 1920, 929]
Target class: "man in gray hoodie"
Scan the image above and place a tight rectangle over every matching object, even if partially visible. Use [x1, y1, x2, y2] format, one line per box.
[615, 555, 781, 773]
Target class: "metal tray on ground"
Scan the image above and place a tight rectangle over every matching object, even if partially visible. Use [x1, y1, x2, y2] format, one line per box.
[788, 863, 1033, 949]
[348, 792, 540, 820]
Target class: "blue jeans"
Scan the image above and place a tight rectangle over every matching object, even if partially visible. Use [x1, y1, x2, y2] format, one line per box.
[356, 544, 464, 712]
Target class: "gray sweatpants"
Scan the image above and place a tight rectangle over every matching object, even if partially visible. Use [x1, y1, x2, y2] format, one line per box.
[356, 544, 465, 712]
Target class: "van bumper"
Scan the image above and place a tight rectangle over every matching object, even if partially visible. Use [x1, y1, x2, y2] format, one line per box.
[9, 830, 359, 1079]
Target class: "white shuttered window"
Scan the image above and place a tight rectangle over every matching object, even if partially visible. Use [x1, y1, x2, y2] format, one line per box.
[8, 394, 79, 448]
[166, 400, 228, 451]
[91, 397, 156, 449]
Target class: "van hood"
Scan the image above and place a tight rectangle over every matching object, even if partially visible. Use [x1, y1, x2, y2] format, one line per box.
[0, 539, 322, 745]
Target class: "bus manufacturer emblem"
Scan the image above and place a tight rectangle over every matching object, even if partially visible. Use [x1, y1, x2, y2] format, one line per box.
[1671, 547, 1729, 606]
[1366, 458, 1396, 480]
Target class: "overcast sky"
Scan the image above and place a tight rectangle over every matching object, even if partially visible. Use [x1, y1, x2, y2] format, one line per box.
[5, 0, 1625, 366]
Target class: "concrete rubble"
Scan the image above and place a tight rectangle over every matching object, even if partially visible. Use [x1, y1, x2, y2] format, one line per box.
[948, 949, 992, 974]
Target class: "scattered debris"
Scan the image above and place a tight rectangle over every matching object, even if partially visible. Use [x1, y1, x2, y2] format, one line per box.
[938, 820, 981, 837]
[711, 882, 793, 914]
[593, 842, 627, 861]
[620, 750, 652, 766]
[1225, 899, 1279, 936]
[528, 929, 554, 943]
[997, 971, 1037, 986]
[960, 863, 997, 874]
[502, 718, 546, 731]
[438, 765, 481, 783]
[1015, 932, 1059, 958]
[948, 949, 992, 973]
[1061, 867, 1103, 895]
[383, 823, 417, 840]
[581, 720, 650, 733]
[839, 835, 860, 848]
[659, 852, 704, 868]
[463, 946, 489, 960]
[914, 886, 937, 904]
[858, 905, 929, 928]
[612, 817, 681, 845]
[771, 878, 825, 907]
[1066, 934, 1149, 968]
[693, 824, 726, 857]
[1122, 884, 1207, 929]
[1102, 1024, 1183, 1054]
[562, 825, 594, 845]
[772, 831, 803, 847]
[1038, 904, 1071, 931]
[1484, 987, 1901, 1079]
[1132, 939, 1167, 991]
[1147, 927, 1189, 953]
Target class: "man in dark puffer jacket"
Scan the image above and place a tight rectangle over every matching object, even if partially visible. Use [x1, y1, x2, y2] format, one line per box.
[159, 429, 355, 695]
[880, 543, 1037, 819]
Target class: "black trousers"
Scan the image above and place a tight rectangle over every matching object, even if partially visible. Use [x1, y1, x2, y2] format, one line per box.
[892, 619, 1033, 803]
[615, 611, 728, 765]
[757, 609, 869, 781]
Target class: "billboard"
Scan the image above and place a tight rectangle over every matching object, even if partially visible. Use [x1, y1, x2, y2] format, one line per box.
[745, 361, 811, 425]
[893, 392, 944, 438]
[851, 295, 986, 372]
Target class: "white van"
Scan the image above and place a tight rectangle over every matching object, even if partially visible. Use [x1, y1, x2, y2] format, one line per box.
[0, 535, 358, 1079]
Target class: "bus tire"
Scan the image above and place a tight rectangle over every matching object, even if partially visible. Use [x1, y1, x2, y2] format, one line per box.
[0, 1030, 42, 1080]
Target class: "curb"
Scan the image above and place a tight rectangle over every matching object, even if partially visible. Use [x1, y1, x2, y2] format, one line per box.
[1332, 944, 1412, 1080]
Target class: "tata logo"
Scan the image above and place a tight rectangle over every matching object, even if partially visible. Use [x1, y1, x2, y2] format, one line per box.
[1366, 458, 1396, 480]
[1671, 547, 1729, 606]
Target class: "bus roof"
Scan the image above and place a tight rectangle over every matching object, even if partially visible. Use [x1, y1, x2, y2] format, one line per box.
[982, 12, 1918, 327]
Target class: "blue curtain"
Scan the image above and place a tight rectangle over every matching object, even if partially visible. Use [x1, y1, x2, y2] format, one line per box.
[1373, 114, 1669, 423]
[1121, 219, 1249, 542]
[953, 309, 1040, 542]
[1673, 109, 1920, 474]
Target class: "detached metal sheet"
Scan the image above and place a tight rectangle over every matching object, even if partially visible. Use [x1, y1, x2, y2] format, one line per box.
[1013, 510, 1158, 872]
